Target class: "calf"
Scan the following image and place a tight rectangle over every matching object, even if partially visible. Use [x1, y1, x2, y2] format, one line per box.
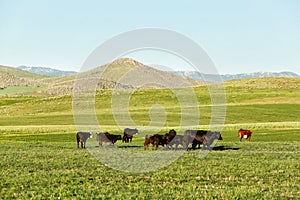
[97, 132, 122, 147]
[76, 132, 93, 148]
[123, 128, 138, 143]
[238, 129, 252, 142]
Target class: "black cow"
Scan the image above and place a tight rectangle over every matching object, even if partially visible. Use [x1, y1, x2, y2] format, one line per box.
[97, 132, 122, 147]
[122, 128, 138, 143]
[184, 130, 222, 150]
[76, 132, 93, 148]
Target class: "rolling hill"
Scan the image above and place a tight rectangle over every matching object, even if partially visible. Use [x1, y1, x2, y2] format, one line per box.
[0, 65, 46, 79]
[0, 58, 204, 95]
[0, 65, 47, 91]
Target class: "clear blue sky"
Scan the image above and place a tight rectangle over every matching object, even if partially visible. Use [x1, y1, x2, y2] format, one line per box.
[0, 0, 299, 74]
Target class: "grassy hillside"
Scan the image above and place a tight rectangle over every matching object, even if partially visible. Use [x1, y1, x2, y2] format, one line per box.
[0, 65, 48, 94]
[0, 65, 46, 79]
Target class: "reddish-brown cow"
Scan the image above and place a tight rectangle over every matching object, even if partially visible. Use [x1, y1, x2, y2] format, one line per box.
[238, 129, 252, 142]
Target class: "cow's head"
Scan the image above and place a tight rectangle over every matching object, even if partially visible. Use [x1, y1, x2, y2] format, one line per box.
[89, 132, 93, 138]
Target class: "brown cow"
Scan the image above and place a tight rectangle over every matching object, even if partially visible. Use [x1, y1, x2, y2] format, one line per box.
[144, 135, 155, 150]
[238, 129, 252, 142]
[76, 132, 93, 148]
[144, 134, 168, 150]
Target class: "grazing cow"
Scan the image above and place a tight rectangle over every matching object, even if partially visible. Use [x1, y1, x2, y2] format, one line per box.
[123, 128, 138, 143]
[144, 129, 178, 150]
[76, 132, 93, 148]
[144, 135, 155, 150]
[238, 129, 252, 142]
[164, 129, 177, 144]
[97, 132, 122, 147]
[184, 130, 222, 150]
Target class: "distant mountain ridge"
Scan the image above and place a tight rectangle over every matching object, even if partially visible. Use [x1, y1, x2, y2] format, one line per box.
[16, 64, 299, 80]
[18, 65, 77, 76]
[170, 71, 299, 81]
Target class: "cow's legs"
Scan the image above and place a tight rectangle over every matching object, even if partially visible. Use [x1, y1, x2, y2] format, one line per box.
[247, 136, 251, 142]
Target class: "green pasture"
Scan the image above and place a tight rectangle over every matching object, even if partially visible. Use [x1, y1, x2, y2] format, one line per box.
[0, 125, 299, 199]
[0, 82, 300, 199]
[0, 86, 47, 96]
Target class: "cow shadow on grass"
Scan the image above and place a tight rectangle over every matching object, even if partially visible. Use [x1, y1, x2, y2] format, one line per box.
[90, 145, 240, 151]
[117, 145, 142, 149]
[92, 145, 141, 148]
[211, 145, 240, 151]
[184, 145, 240, 151]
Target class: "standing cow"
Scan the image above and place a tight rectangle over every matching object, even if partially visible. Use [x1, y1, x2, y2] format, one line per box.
[97, 132, 122, 147]
[123, 128, 138, 143]
[238, 129, 252, 142]
[184, 130, 222, 150]
[76, 132, 93, 148]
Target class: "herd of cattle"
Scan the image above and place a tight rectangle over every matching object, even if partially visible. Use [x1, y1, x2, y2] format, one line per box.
[76, 128, 252, 149]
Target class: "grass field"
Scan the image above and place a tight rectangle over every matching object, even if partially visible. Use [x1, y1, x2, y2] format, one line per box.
[0, 78, 300, 199]
[0, 86, 47, 96]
